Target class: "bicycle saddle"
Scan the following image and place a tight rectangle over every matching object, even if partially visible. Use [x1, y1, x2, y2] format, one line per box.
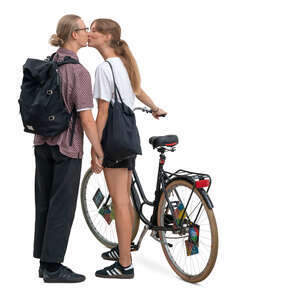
[149, 135, 179, 149]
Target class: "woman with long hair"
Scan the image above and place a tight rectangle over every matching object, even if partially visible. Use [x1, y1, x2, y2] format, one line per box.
[88, 18, 167, 279]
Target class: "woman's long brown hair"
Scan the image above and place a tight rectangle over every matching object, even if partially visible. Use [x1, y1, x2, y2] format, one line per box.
[92, 18, 141, 94]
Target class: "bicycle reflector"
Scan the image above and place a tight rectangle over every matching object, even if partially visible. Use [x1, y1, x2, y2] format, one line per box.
[195, 179, 210, 188]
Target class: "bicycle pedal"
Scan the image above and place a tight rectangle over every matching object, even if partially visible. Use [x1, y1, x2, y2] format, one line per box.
[130, 242, 139, 252]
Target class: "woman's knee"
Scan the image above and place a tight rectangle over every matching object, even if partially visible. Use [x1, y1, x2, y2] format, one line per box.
[112, 194, 131, 209]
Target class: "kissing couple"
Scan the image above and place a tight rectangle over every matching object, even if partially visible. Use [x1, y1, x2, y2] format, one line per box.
[31, 14, 167, 283]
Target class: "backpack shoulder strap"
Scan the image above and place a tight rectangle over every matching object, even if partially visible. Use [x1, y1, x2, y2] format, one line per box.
[44, 52, 57, 62]
[50, 54, 79, 146]
[57, 56, 80, 67]
[69, 106, 77, 147]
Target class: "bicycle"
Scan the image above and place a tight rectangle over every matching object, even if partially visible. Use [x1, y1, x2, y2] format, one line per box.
[80, 107, 218, 283]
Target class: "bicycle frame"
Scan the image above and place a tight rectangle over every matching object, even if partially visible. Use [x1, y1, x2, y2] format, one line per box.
[130, 146, 214, 232]
[130, 148, 170, 231]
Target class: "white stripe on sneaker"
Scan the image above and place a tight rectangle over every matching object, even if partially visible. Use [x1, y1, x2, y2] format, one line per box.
[107, 270, 113, 276]
[113, 249, 119, 258]
[114, 268, 122, 275]
[110, 269, 115, 275]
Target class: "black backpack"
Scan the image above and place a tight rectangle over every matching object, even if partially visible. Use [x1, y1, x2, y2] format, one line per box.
[18, 53, 79, 146]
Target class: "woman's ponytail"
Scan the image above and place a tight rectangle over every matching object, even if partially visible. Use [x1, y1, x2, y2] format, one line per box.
[115, 39, 141, 94]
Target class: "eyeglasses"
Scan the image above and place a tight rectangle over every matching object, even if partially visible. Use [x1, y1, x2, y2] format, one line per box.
[74, 27, 89, 33]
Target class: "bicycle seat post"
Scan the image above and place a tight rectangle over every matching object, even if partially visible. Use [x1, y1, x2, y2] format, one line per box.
[153, 148, 166, 199]
[158, 147, 167, 167]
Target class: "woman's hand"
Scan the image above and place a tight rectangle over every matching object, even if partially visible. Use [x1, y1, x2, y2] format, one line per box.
[91, 148, 104, 174]
[152, 107, 167, 119]
[91, 157, 103, 174]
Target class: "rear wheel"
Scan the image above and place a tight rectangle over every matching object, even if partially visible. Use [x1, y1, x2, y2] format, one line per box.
[157, 178, 218, 283]
[80, 167, 140, 248]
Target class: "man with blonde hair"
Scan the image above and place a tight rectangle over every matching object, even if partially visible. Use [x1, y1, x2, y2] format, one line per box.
[32, 15, 103, 283]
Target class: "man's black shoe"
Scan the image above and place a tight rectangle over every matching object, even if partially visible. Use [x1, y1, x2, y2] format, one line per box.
[39, 263, 61, 278]
[39, 266, 44, 278]
[43, 265, 85, 283]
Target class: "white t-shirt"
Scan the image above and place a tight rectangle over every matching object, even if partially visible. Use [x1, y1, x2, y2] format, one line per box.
[93, 57, 135, 110]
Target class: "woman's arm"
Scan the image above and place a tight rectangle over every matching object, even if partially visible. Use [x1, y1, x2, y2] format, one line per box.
[135, 88, 158, 111]
[136, 88, 167, 119]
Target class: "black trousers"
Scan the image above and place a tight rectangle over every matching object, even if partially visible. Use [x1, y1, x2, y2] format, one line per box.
[33, 144, 82, 263]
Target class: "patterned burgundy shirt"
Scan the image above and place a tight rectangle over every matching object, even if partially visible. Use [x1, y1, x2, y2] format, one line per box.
[34, 48, 93, 159]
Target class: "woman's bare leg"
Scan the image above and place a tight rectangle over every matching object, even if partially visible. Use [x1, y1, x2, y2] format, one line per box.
[127, 170, 135, 226]
[103, 168, 132, 267]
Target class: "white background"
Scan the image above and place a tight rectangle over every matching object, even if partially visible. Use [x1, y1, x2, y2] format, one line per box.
[0, 0, 299, 298]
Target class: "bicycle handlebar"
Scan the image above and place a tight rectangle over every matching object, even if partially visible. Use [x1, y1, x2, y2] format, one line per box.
[134, 106, 166, 117]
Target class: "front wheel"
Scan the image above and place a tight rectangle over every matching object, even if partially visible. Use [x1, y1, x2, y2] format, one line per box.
[157, 178, 218, 283]
[80, 167, 140, 248]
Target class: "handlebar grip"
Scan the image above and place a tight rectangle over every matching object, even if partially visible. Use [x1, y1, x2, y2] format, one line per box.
[135, 107, 166, 117]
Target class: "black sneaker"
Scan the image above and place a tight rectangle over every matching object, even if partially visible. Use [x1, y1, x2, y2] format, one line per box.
[38, 266, 44, 278]
[95, 261, 134, 279]
[102, 243, 135, 261]
[43, 265, 85, 283]
[39, 263, 61, 278]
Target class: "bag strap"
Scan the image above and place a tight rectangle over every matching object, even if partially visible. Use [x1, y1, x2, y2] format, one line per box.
[49, 53, 79, 146]
[105, 60, 125, 106]
[57, 55, 80, 67]
[47, 53, 79, 66]
[47, 52, 57, 62]
[69, 106, 77, 147]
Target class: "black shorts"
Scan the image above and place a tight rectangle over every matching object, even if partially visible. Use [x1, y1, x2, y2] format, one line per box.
[102, 155, 136, 171]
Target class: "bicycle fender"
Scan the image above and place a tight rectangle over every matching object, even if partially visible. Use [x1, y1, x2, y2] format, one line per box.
[165, 175, 214, 209]
[198, 189, 214, 209]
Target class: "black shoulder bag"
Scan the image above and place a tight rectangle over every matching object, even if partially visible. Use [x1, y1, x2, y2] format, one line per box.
[101, 60, 142, 162]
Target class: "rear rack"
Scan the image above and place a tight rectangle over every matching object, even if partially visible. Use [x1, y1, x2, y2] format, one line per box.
[164, 169, 212, 192]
